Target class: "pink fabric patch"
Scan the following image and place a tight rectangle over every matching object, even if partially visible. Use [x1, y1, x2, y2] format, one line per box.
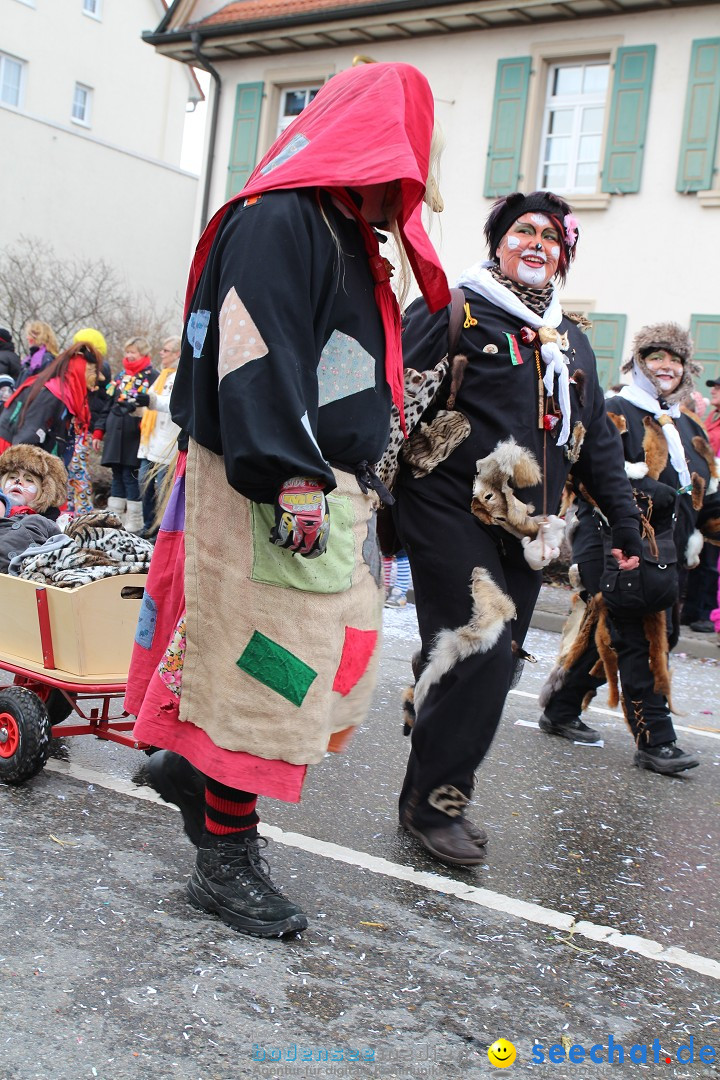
[332, 627, 378, 696]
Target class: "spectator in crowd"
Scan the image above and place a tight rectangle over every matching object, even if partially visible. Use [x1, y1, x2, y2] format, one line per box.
[392, 190, 642, 866]
[0, 328, 21, 381]
[705, 376, 720, 456]
[0, 375, 15, 403]
[0, 340, 102, 464]
[383, 550, 412, 607]
[18, 321, 59, 382]
[135, 335, 182, 538]
[679, 373, 720, 631]
[96, 337, 157, 533]
[64, 328, 111, 514]
[539, 322, 720, 774]
[125, 61, 449, 937]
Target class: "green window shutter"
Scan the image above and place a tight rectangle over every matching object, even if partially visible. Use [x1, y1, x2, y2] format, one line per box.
[586, 313, 627, 390]
[690, 314, 720, 383]
[676, 39, 720, 193]
[483, 57, 531, 198]
[226, 82, 264, 199]
[601, 46, 655, 194]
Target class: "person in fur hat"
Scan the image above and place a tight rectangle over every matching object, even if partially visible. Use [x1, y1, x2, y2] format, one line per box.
[0, 444, 67, 572]
[392, 190, 642, 866]
[539, 321, 720, 774]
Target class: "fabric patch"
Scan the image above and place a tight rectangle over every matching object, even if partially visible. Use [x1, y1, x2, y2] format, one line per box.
[218, 286, 268, 382]
[237, 631, 317, 707]
[332, 627, 378, 696]
[187, 310, 211, 359]
[158, 614, 186, 698]
[251, 493, 355, 593]
[135, 591, 158, 650]
[259, 133, 310, 175]
[362, 510, 382, 587]
[504, 333, 523, 365]
[317, 330, 377, 406]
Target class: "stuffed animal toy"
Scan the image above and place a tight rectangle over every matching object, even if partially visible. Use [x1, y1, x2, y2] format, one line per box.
[521, 514, 566, 570]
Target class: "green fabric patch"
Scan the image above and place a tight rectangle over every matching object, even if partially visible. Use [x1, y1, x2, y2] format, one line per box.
[236, 631, 317, 707]
[251, 494, 355, 593]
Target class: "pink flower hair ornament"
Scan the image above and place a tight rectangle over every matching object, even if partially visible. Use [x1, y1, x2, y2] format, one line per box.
[564, 214, 579, 250]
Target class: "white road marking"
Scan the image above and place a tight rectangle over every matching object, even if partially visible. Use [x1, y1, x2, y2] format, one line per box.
[510, 688, 720, 740]
[44, 758, 720, 982]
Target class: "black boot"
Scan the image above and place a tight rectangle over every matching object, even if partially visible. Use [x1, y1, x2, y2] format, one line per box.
[147, 750, 205, 846]
[634, 742, 699, 775]
[187, 833, 308, 937]
[538, 712, 601, 743]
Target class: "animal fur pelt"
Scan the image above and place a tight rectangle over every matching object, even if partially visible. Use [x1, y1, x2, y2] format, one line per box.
[401, 685, 416, 735]
[413, 566, 516, 716]
[374, 359, 450, 491]
[685, 528, 703, 569]
[428, 784, 469, 818]
[692, 435, 719, 479]
[0, 444, 67, 514]
[470, 438, 542, 539]
[402, 409, 471, 478]
[593, 600, 619, 709]
[644, 610, 673, 709]
[569, 368, 586, 407]
[15, 514, 153, 588]
[642, 416, 669, 479]
[691, 472, 705, 511]
[565, 421, 586, 464]
[607, 412, 627, 435]
[538, 590, 591, 708]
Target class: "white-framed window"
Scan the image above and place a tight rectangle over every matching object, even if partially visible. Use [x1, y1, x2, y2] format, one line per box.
[72, 82, 93, 125]
[537, 60, 610, 194]
[276, 85, 320, 137]
[0, 52, 26, 108]
[82, 0, 102, 18]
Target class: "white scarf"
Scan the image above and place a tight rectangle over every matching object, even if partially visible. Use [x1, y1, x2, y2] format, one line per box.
[455, 261, 572, 445]
[618, 366, 692, 489]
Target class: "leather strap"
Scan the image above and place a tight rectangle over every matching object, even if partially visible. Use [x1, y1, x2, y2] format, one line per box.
[447, 287, 465, 359]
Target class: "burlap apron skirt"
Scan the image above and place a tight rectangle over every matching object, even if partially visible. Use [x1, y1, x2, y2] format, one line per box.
[131, 440, 384, 776]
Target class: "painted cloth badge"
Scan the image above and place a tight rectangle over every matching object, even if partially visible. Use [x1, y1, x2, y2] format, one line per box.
[504, 333, 523, 365]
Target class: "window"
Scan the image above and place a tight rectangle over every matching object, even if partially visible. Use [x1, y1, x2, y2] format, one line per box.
[72, 82, 92, 125]
[0, 52, 25, 108]
[276, 86, 320, 137]
[82, 0, 101, 16]
[537, 62, 610, 193]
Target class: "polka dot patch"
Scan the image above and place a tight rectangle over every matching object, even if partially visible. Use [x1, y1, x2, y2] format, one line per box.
[218, 286, 268, 381]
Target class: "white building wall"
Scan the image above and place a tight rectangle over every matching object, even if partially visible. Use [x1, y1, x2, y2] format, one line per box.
[199, 5, 718, 353]
[0, 0, 199, 313]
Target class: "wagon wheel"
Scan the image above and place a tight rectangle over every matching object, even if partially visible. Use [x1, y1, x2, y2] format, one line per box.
[0, 687, 52, 785]
[12, 679, 74, 726]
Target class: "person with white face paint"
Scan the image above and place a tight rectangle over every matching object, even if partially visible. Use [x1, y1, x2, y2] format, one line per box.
[539, 323, 720, 773]
[0, 444, 66, 572]
[392, 190, 642, 865]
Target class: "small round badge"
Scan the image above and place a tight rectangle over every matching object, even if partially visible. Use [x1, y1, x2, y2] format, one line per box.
[483, 343, 498, 354]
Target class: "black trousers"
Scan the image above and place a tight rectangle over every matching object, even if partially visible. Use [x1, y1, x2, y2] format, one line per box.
[395, 490, 541, 830]
[544, 556, 676, 747]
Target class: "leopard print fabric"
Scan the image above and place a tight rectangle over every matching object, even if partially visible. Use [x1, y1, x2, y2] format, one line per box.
[17, 516, 153, 588]
[373, 357, 451, 492]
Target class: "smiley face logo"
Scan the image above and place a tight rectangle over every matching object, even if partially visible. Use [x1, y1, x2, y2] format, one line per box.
[488, 1039, 517, 1068]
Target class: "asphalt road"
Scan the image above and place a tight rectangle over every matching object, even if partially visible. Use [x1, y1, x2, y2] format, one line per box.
[1, 605, 719, 1080]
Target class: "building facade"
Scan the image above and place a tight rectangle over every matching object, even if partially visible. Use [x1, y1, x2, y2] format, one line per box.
[0, 0, 202, 321]
[146, 0, 719, 385]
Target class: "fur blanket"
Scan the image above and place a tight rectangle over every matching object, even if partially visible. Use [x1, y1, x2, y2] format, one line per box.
[11, 511, 153, 588]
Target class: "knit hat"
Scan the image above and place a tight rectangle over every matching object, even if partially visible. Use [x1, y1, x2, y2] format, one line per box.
[0, 327, 13, 347]
[73, 327, 107, 358]
[0, 374, 15, 391]
[0, 444, 68, 513]
[622, 322, 700, 404]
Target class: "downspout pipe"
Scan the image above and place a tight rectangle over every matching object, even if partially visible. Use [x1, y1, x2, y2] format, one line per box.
[191, 31, 222, 231]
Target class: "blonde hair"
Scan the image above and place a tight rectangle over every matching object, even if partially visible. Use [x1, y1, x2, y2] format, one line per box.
[161, 335, 182, 354]
[124, 336, 151, 356]
[26, 321, 59, 355]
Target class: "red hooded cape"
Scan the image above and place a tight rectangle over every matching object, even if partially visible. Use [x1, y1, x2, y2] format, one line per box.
[184, 62, 450, 432]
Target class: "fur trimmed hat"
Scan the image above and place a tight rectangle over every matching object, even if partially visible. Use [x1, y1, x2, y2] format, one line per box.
[623, 321, 701, 403]
[0, 444, 68, 513]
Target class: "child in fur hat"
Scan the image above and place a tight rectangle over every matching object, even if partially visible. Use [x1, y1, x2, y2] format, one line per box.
[0, 444, 67, 573]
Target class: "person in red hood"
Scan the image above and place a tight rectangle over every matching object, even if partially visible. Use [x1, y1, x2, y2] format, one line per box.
[125, 61, 449, 938]
[0, 340, 99, 466]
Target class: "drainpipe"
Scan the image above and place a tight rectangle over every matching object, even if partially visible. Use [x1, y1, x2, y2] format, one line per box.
[191, 31, 221, 231]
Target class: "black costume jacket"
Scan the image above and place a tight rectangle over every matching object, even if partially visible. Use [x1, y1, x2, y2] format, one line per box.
[0, 384, 72, 457]
[170, 190, 390, 504]
[573, 395, 720, 566]
[398, 288, 638, 532]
